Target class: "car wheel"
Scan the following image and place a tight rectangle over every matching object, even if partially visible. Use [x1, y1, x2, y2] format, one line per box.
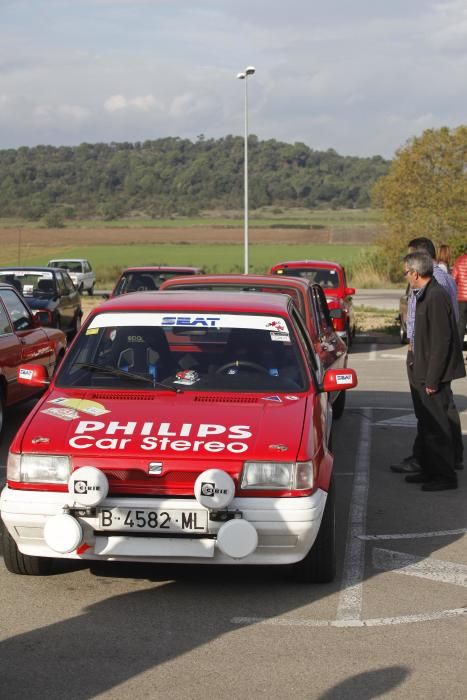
[1, 521, 53, 576]
[87, 284, 94, 297]
[331, 390, 346, 420]
[292, 477, 336, 583]
[345, 323, 352, 348]
[70, 313, 81, 339]
[399, 319, 407, 345]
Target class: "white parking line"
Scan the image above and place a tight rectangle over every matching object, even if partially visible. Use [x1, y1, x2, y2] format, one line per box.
[369, 343, 377, 361]
[231, 608, 467, 628]
[360, 529, 467, 541]
[336, 407, 371, 622]
[373, 548, 467, 587]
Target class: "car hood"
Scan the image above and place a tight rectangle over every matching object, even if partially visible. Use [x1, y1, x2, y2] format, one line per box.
[19, 388, 309, 462]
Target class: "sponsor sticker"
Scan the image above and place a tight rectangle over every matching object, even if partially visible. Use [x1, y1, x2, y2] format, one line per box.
[85, 327, 99, 335]
[270, 332, 291, 342]
[284, 395, 299, 401]
[19, 368, 33, 380]
[262, 395, 282, 402]
[41, 407, 80, 421]
[49, 397, 110, 416]
[174, 370, 200, 385]
[336, 373, 353, 385]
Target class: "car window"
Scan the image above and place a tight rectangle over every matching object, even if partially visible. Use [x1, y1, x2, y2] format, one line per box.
[312, 286, 334, 335]
[0, 271, 56, 298]
[55, 272, 67, 296]
[1, 289, 34, 331]
[56, 312, 307, 392]
[290, 306, 317, 373]
[0, 298, 12, 334]
[275, 267, 339, 289]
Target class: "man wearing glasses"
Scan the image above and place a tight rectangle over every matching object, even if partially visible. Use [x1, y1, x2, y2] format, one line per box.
[391, 237, 463, 475]
[396, 252, 464, 490]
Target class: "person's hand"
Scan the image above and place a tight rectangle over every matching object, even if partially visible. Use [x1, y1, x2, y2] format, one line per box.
[425, 386, 438, 395]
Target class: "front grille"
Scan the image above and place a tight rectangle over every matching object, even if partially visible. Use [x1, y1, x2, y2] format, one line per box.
[194, 395, 258, 404]
[90, 392, 155, 401]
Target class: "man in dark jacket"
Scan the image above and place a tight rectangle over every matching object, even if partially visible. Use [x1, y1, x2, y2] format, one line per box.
[402, 252, 466, 491]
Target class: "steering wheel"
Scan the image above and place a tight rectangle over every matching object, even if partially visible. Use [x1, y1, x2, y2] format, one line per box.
[216, 360, 268, 375]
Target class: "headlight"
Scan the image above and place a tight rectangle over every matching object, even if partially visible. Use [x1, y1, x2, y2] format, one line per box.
[7, 452, 71, 484]
[241, 461, 314, 490]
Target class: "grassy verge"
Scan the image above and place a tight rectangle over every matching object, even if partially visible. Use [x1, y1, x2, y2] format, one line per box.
[354, 306, 399, 336]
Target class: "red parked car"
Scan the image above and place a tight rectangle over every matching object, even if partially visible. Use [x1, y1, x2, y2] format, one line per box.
[160, 273, 349, 418]
[1, 291, 357, 582]
[270, 260, 356, 347]
[0, 283, 67, 434]
[108, 266, 204, 297]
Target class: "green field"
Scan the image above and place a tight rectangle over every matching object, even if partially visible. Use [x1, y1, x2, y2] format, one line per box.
[0, 209, 383, 230]
[21, 243, 372, 286]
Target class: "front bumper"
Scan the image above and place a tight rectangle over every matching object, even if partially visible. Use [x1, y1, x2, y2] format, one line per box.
[1, 487, 327, 566]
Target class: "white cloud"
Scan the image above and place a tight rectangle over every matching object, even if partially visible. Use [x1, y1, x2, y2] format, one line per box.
[104, 94, 157, 112]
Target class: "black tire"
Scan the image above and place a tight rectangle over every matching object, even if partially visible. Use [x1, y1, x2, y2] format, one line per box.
[292, 477, 336, 583]
[69, 313, 82, 340]
[345, 323, 352, 348]
[331, 390, 346, 420]
[399, 319, 407, 345]
[1, 521, 53, 575]
[87, 284, 94, 297]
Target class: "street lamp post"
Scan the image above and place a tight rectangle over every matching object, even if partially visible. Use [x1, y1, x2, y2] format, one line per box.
[237, 66, 255, 274]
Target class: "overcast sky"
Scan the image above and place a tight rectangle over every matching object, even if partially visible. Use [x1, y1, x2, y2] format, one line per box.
[1, 0, 466, 158]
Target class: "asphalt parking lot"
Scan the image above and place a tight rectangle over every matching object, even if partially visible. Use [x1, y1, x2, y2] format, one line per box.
[0, 341, 466, 699]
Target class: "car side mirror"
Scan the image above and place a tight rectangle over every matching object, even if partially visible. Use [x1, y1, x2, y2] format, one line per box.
[344, 287, 356, 297]
[18, 364, 50, 388]
[322, 368, 358, 393]
[33, 310, 53, 327]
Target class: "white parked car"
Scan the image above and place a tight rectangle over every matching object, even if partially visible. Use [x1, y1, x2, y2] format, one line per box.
[47, 259, 96, 295]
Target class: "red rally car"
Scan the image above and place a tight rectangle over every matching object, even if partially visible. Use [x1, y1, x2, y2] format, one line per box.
[0, 291, 357, 582]
[160, 273, 349, 418]
[270, 260, 356, 347]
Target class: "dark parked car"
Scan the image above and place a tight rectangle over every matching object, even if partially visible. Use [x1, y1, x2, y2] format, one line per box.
[0, 283, 67, 434]
[0, 267, 82, 338]
[109, 266, 204, 297]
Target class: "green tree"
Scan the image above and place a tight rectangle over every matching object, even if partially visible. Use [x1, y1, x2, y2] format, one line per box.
[373, 125, 467, 279]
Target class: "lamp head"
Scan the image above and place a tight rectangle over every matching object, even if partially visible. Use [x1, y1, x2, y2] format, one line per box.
[237, 72, 246, 79]
[245, 66, 256, 75]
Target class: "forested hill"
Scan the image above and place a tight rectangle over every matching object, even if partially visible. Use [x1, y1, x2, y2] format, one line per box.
[0, 136, 390, 219]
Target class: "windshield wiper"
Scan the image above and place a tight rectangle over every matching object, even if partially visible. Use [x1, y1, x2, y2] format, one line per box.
[73, 362, 180, 392]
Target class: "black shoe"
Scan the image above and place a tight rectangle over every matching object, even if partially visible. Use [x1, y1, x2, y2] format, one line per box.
[390, 457, 422, 474]
[405, 473, 432, 483]
[421, 479, 458, 491]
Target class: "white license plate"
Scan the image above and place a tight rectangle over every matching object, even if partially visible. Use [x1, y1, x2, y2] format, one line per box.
[98, 508, 208, 533]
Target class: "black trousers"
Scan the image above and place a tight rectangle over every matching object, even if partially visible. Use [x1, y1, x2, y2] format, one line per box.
[406, 352, 463, 469]
[458, 300, 467, 347]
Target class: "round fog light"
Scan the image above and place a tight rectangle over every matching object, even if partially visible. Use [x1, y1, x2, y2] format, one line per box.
[44, 514, 83, 554]
[217, 519, 258, 559]
[68, 466, 109, 506]
[194, 469, 235, 509]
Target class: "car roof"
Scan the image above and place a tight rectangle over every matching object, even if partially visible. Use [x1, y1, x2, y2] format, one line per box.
[90, 290, 293, 317]
[48, 258, 88, 263]
[0, 266, 60, 273]
[271, 260, 344, 271]
[160, 273, 312, 292]
[120, 266, 203, 273]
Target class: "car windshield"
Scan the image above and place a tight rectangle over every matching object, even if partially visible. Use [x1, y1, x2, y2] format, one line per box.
[0, 271, 56, 297]
[277, 268, 339, 289]
[114, 271, 195, 294]
[55, 311, 307, 392]
[49, 261, 83, 273]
